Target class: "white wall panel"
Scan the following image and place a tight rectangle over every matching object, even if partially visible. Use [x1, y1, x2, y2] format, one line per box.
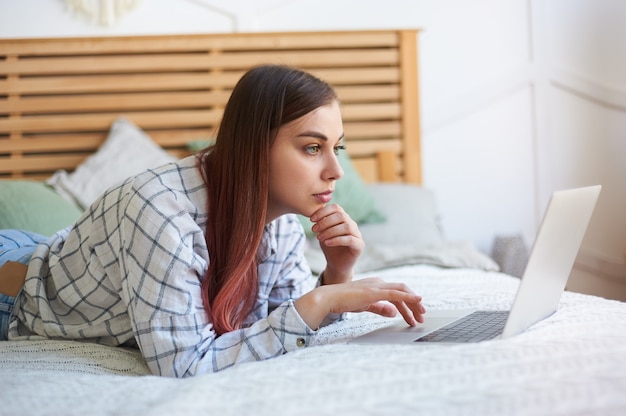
[548, 84, 626, 274]
[423, 87, 535, 253]
[543, 0, 626, 296]
[549, 0, 626, 91]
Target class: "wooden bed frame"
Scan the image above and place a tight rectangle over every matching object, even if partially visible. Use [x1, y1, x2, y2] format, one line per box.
[0, 30, 421, 184]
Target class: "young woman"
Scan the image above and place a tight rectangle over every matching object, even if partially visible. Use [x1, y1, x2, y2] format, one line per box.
[0, 64, 425, 377]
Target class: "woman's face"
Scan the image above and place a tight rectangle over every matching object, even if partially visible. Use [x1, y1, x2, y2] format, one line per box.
[267, 100, 345, 223]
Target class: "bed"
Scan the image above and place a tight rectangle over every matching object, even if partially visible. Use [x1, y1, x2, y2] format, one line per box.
[2, 30, 626, 416]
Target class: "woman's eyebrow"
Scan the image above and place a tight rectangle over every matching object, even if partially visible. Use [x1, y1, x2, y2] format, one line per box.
[298, 131, 328, 141]
[298, 131, 345, 142]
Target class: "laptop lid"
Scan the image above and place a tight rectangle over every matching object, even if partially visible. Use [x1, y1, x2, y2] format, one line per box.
[501, 185, 601, 337]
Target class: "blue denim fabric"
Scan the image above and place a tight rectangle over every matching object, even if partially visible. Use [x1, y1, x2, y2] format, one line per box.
[0, 229, 47, 265]
[0, 230, 47, 340]
[0, 293, 16, 341]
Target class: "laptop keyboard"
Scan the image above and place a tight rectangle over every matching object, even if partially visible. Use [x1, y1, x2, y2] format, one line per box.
[415, 310, 510, 343]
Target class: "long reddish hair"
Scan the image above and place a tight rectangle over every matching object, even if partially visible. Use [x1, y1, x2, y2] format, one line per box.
[198, 65, 338, 335]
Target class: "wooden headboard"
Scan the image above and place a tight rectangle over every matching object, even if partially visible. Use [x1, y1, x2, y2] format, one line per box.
[0, 29, 421, 183]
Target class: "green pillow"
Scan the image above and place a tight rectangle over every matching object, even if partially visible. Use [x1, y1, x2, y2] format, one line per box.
[187, 139, 215, 152]
[0, 180, 83, 236]
[298, 151, 385, 236]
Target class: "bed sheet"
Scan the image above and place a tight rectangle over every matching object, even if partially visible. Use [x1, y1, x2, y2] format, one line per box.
[2, 265, 626, 416]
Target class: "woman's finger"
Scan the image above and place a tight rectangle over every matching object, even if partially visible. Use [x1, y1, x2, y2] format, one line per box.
[390, 299, 423, 326]
[366, 301, 398, 318]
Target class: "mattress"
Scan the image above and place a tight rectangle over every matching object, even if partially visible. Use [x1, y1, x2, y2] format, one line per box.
[2, 264, 626, 416]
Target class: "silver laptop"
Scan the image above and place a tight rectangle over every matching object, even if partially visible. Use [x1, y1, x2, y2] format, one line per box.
[350, 185, 601, 344]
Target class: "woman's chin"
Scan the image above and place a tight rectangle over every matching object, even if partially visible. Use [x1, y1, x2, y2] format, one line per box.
[300, 204, 325, 219]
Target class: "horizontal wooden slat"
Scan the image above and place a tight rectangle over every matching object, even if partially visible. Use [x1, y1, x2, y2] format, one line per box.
[0, 110, 222, 133]
[0, 173, 45, 180]
[145, 129, 217, 147]
[0, 149, 186, 172]
[341, 103, 401, 120]
[312, 68, 401, 85]
[334, 85, 401, 102]
[0, 154, 92, 173]
[1, 50, 399, 76]
[0, 128, 213, 154]
[342, 139, 402, 156]
[0, 134, 105, 153]
[343, 121, 402, 139]
[0, 99, 399, 122]
[0, 86, 400, 114]
[0, 73, 238, 95]
[0, 91, 231, 114]
[0, 68, 400, 95]
[0, 104, 397, 134]
[0, 136, 401, 158]
[0, 31, 401, 55]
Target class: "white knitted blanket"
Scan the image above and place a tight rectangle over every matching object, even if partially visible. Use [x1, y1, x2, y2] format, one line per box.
[2, 265, 626, 416]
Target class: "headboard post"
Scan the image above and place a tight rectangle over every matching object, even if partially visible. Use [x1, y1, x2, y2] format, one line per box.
[398, 30, 422, 185]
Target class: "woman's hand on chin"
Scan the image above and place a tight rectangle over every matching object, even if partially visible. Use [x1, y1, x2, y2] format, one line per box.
[308, 203, 364, 284]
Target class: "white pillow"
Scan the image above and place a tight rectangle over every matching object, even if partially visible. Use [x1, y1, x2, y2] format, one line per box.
[47, 117, 177, 209]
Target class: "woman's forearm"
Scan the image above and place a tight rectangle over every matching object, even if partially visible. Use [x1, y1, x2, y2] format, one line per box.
[293, 286, 331, 330]
[319, 267, 353, 286]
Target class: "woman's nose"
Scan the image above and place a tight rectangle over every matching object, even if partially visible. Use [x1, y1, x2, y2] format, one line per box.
[325, 154, 344, 181]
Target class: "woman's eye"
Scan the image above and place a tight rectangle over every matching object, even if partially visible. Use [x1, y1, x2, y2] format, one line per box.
[333, 145, 346, 155]
[305, 145, 321, 155]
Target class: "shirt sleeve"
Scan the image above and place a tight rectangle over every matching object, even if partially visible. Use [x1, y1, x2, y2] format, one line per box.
[133, 300, 316, 377]
[119, 187, 317, 377]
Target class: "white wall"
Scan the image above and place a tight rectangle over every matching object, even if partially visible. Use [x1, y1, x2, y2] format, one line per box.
[540, 0, 626, 298]
[1, 0, 624, 299]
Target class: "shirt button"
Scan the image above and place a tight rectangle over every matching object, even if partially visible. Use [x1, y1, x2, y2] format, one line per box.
[296, 338, 306, 347]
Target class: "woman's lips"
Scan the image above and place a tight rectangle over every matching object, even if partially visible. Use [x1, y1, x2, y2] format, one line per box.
[313, 190, 333, 203]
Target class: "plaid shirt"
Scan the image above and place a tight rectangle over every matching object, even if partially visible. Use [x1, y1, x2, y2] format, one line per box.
[9, 156, 325, 377]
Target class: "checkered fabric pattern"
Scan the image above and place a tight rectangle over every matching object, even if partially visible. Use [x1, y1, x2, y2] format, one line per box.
[9, 155, 324, 376]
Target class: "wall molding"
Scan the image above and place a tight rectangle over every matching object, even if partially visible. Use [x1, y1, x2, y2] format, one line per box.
[551, 65, 626, 111]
